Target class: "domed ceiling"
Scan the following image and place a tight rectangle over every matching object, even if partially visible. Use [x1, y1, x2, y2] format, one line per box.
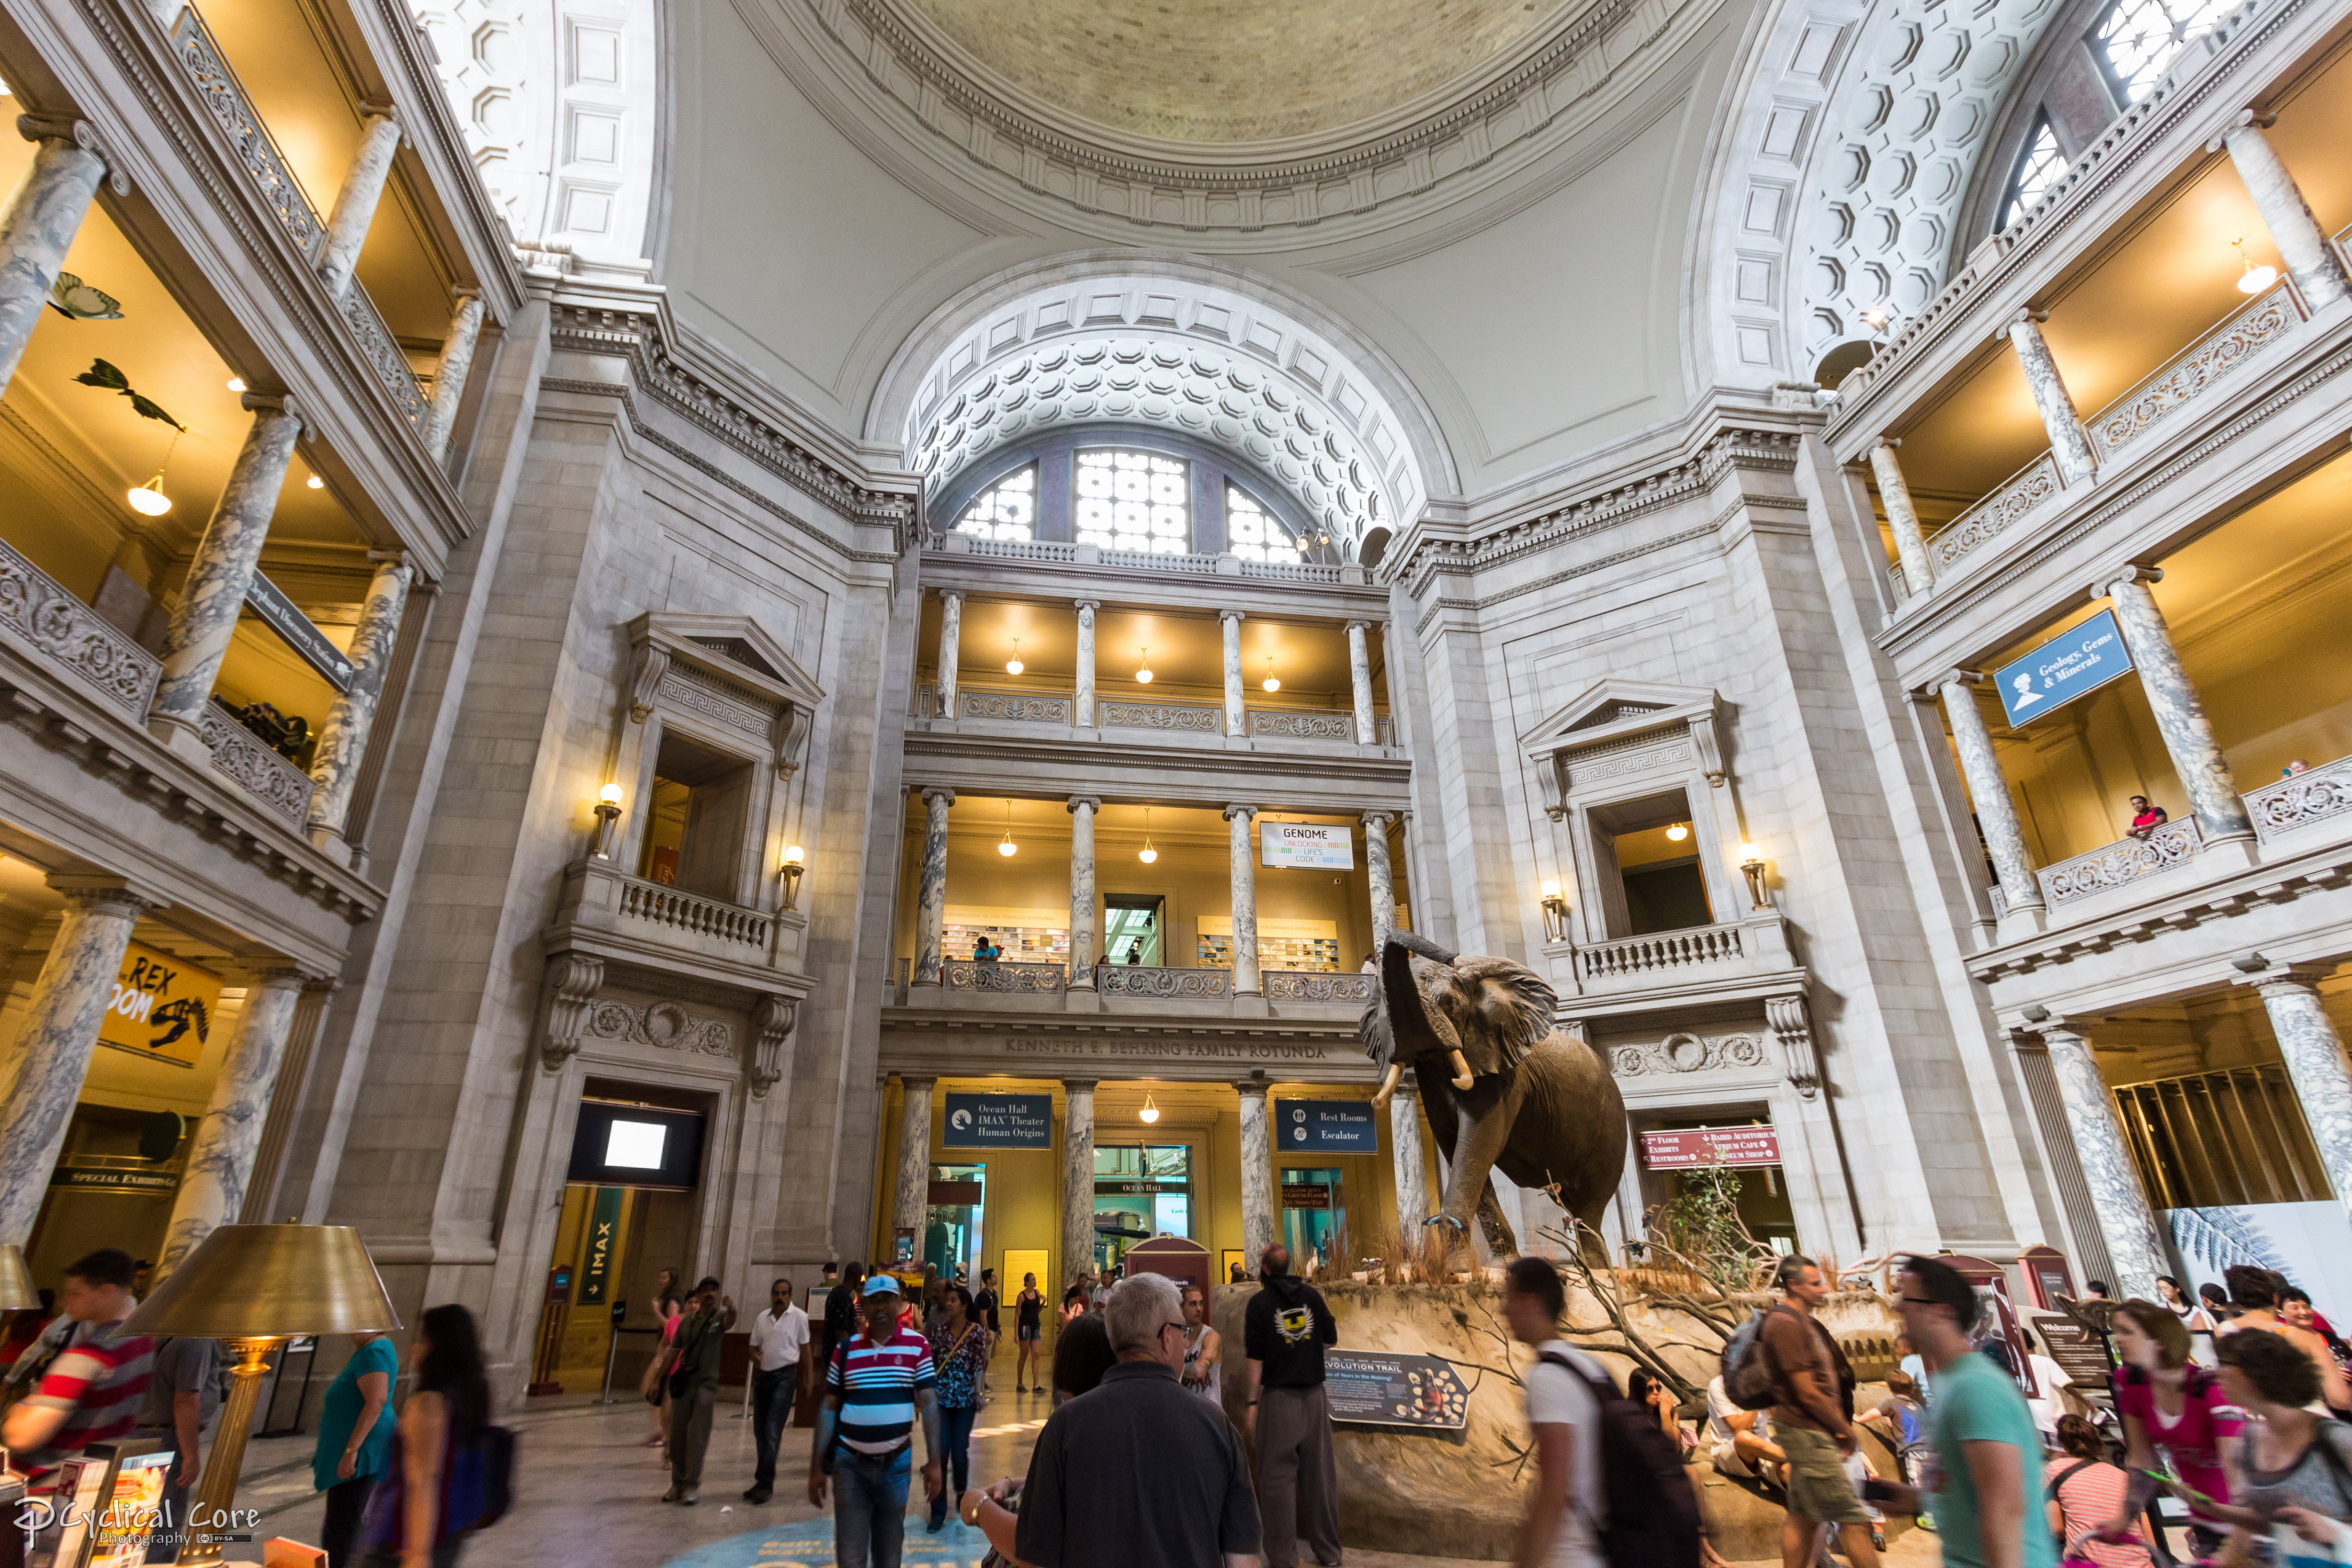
[899, 0, 1582, 143]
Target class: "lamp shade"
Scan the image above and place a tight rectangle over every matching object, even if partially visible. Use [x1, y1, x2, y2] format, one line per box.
[0, 1242, 36, 1310]
[124, 1225, 400, 1339]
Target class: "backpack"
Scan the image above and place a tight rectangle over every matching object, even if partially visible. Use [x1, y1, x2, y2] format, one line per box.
[441, 1422, 517, 1535]
[1538, 1351, 1703, 1568]
[1720, 1308, 1782, 1411]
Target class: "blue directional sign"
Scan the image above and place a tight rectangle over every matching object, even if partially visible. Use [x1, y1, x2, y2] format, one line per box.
[1994, 609, 2135, 728]
[1279, 1099, 1379, 1154]
[942, 1092, 1052, 1149]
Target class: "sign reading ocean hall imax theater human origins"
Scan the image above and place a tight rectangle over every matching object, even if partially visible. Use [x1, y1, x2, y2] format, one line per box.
[943, 1092, 1053, 1149]
[1259, 821, 1354, 869]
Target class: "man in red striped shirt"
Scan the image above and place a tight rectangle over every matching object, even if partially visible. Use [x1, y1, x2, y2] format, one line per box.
[2, 1248, 156, 1496]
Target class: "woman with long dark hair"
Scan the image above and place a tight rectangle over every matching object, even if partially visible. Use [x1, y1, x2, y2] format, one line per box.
[358, 1305, 493, 1567]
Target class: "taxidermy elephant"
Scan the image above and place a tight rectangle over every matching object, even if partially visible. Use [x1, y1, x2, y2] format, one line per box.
[1362, 932, 1626, 1258]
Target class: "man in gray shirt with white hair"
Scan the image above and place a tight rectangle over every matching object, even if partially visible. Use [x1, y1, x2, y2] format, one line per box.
[1009, 1272, 1261, 1568]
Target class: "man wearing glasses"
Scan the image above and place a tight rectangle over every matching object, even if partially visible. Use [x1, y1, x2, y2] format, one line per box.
[1004, 1272, 1262, 1568]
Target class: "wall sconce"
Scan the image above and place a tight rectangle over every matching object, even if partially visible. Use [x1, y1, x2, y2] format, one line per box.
[781, 845, 805, 909]
[590, 783, 624, 858]
[1739, 843, 1770, 908]
[1539, 880, 1571, 943]
[1139, 1092, 1160, 1125]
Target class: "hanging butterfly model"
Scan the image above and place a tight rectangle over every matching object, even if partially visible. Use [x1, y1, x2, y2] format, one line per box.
[73, 358, 185, 431]
[48, 271, 124, 320]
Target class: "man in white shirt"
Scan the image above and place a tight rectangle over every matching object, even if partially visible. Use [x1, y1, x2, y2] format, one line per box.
[744, 1278, 810, 1505]
[1504, 1256, 1605, 1568]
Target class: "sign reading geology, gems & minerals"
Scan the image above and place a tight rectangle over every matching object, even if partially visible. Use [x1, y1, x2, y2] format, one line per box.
[1324, 1352, 1471, 1431]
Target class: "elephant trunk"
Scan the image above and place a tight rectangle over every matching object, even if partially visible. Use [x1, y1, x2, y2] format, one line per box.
[1370, 1061, 1402, 1108]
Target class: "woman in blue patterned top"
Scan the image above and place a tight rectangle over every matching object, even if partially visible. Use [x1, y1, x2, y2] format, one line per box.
[926, 1285, 989, 1532]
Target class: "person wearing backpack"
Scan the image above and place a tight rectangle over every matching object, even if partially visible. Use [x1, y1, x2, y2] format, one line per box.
[1503, 1256, 1703, 1568]
[1750, 1256, 1877, 1568]
[2046, 1415, 2148, 1568]
[357, 1304, 498, 1568]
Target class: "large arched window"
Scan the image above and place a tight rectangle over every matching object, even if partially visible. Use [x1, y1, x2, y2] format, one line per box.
[953, 464, 1037, 540]
[1999, 117, 2068, 231]
[2090, 0, 2235, 103]
[1224, 484, 1299, 564]
[1075, 449, 1189, 554]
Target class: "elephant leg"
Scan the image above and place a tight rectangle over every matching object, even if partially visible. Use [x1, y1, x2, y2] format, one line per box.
[1438, 1089, 1514, 1237]
[1474, 1179, 1519, 1259]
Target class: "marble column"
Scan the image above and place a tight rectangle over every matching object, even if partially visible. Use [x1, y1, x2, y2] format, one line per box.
[149, 397, 306, 748]
[0, 879, 150, 1248]
[1061, 1080, 1096, 1285]
[1220, 610, 1246, 738]
[2242, 970, 2352, 1223]
[2101, 567, 2254, 844]
[2030, 1020, 2167, 1300]
[1346, 621, 1379, 745]
[0, 119, 120, 402]
[1225, 803, 1260, 994]
[423, 292, 485, 459]
[1067, 795, 1099, 985]
[911, 787, 953, 988]
[1238, 1078, 1277, 1267]
[306, 553, 413, 855]
[890, 1075, 935, 1255]
[2218, 112, 2349, 311]
[157, 968, 304, 1279]
[1869, 440, 1934, 597]
[317, 113, 403, 301]
[1390, 1073, 1430, 1230]
[1073, 600, 1098, 728]
[1363, 810, 1397, 954]
[936, 590, 964, 719]
[1935, 671, 2045, 917]
[2007, 312, 2097, 487]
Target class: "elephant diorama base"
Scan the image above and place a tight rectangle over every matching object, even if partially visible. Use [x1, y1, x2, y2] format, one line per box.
[1363, 933, 1625, 1258]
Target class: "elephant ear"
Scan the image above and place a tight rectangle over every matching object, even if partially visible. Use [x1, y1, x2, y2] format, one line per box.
[1447, 955, 1558, 1071]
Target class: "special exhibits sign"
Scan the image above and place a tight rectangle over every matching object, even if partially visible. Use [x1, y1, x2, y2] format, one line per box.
[1259, 821, 1353, 869]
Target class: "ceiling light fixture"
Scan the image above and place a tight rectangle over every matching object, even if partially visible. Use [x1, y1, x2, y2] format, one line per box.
[1262, 658, 1280, 694]
[306, 474, 324, 490]
[1139, 807, 1158, 864]
[997, 800, 1018, 857]
[1005, 637, 1024, 676]
[1139, 1092, 1160, 1125]
[1667, 823, 1689, 842]
[225, 377, 246, 393]
[1135, 647, 1152, 684]
[2233, 237, 2278, 296]
[125, 427, 181, 518]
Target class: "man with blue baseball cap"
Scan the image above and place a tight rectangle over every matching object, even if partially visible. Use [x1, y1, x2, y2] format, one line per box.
[811, 1272, 942, 1568]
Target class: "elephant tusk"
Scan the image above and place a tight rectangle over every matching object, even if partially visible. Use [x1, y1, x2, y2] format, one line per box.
[1371, 1062, 1402, 1108]
[1448, 1049, 1474, 1090]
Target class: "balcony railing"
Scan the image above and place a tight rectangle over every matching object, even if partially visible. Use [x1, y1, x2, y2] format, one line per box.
[942, 959, 1067, 993]
[1576, 923, 1745, 980]
[2038, 817, 2204, 907]
[2246, 756, 2352, 844]
[0, 538, 160, 718]
[340, 280, 430, 430]
[2085, 284, 2302, 467]
[1925, 454, 2066, 582]
[616, 875, 772, 949]
[930, 533, 1358, 583]
[1096, 965, 1231, 999]
[1264, 970, 1374, 1004]
[199, 701, 317, 829]
[1100, 695, 1223, 733]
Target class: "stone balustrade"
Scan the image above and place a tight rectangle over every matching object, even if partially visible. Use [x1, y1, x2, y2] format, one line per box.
[1096, 965, 1232, 999]
[1244, 707, 1355, 742]
[199, 703, 318, 829]
[616, 874, 773, 948]
[1576, 922, 1745, 980]
[919, 680, 1387, 745]
[2084, 284, 2301, 467]
[2038, 816, 2205, 907]
[1099, 695, 1223, 733]
[1926, 454, 2066, 580]
[1263, 970, 1374, 1004]
[171, 8, 328, 263]
[942, 959, 1067, 993]
[2247, 757, 2352, 843]
[0, 538, 160, 718]
[340, 279, 430, 430]
[952, 685, 1074, 723]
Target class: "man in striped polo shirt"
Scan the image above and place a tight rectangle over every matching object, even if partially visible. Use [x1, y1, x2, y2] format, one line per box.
[810, 1274, 941, 1568]
[2, 1248, 155, 1497]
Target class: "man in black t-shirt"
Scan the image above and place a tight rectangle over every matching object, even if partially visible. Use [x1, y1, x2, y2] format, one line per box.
[1244, 1245, 1341, 1568]
[973, 1268, 1002, 1383]
[823, 1262, 864, 1368]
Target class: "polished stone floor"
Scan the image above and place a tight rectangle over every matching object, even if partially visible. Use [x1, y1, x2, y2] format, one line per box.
[220, 1364, 1949, 1568]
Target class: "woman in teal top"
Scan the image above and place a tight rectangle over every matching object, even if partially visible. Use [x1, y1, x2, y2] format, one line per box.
[315, 1331, 399, 1567]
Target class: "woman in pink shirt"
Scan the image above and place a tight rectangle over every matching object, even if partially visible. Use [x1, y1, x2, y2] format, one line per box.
[2101, 1298, 2244, 1558]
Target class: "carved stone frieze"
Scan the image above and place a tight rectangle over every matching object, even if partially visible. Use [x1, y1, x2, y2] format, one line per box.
[198, 704, 318, 829]
[1248, 710, 1354, 742]
[2085, 289, 2297, 464]
[170, 9, 327, 261]
[584, 996, 737, 1059]
[0, 538, 161, 717]
[659, 666, 773, 739]
[1263, 970, 1374, 1004]
[1097, 966, 1233, 999]
[1100, 698, 1221, 733]
[1930, 455, 2063, 574]
[339, 284, 430, 428]
[1609, 1031, 1769, 1078]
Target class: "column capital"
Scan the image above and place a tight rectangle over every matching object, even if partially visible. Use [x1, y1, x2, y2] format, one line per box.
[1060, 1077, 1097, 1094]
[1928, 668, 1983, 697]
[920, 786, 956, 808]
[1223, 802, 1259, 822]
[939, 587, 965, 606]
[1067, 795, 1100, 814]
[240, 390, 309, 437]
[1219, 609, 1245, 627]
[897, 1074, 937, 1093]
[1346, 619, 1377, 633]
[15, 115, 128, 194]
[1072, 598, 1099, 615]
[1361, 809, 1393, 830]
[2012, 308, 2051, 327]
[2090, 564, 2162, 598]
[1872, 435, 1902, 452]
[2011, 1010, 2090, 1048]
[2231, 952, 2322, 996]
[43, 872, 166, 914]
[1235, 1076, 1269, 1100]
[223, 962, 311, 992]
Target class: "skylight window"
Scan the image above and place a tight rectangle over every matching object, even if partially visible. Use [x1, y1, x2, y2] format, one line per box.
[2090, 0, 2235, 104]
[1224, 485, 1300, 564]
[953, 464, 1037, 541]
[2000, 119, 2067, 231]
[1075, 450, 1189, 554]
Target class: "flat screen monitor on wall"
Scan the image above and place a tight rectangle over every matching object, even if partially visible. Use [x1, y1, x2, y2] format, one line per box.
[566, 1100, 707, 1190]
